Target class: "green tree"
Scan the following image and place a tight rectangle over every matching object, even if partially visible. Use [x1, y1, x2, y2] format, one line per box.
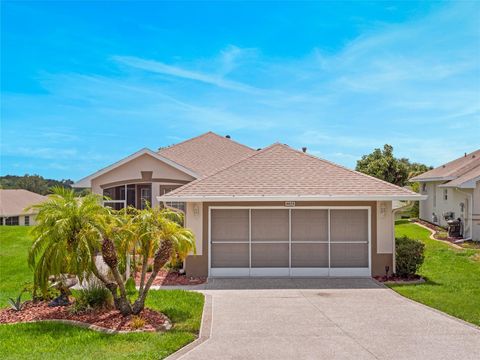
[356, 145, 431, 187]
[356, 145, 409, 186]
[28, 187, 195, 316]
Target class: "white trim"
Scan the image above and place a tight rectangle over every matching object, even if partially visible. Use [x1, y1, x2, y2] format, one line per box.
[248, 209, 252, 276]
[290, 268, 329, 277]
[411, 176, 455, 182]
[73, 148, 199, 188]
[210, 268, 249, 277]
[209, 206, 372, 277]
[158, 194, 425, 202]
[250, 268, 290, 277]
[329, 268, 371, 277]
[288, 209, 292, 273]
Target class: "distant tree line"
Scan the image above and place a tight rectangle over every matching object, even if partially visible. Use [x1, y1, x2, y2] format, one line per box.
[0, 174, 84, 195]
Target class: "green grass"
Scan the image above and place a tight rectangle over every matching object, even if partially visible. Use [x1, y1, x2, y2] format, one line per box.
[0, 226, 204, 359]
[0, 226, 33, 306]
[391, 221, 480, 326]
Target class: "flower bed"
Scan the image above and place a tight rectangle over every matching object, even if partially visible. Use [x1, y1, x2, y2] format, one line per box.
[0, 301, 171, 333]
[135, 269, 206, 286]
[374, 275, 425, 285]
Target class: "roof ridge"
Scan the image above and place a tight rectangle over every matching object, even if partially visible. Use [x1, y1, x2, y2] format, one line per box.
[158, 131, 255, 153]
[276, 143, 417, 195]
[164, 143, 280, 197]
[412, 148, 480, 180]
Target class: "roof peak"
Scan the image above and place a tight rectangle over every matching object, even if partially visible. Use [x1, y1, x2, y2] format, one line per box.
[158, 131, 255, 152]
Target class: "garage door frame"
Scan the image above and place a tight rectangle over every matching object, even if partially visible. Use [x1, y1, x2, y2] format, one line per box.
[208, 206, 371, 277]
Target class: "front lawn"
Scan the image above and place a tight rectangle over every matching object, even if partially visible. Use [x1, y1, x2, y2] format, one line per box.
[391, 221, 480, 326]
[0, 226, 204, 360]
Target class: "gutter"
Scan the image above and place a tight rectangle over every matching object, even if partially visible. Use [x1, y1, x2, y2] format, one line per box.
[157, 194, 427, 202]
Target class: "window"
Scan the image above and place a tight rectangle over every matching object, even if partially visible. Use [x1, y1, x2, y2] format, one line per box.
[159, 185, 185, 212]
[5, 216, 19, 226]
[422, 183, 427, 192]
[443, 189, 448, 201]
[24, 216, 30, 226]
[140, 187, 151, 210]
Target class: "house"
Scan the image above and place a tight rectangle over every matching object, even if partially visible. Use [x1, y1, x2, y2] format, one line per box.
[0, 189, 48, 226]
[73, 132, 424, 278]
[410, 150, 480, 241]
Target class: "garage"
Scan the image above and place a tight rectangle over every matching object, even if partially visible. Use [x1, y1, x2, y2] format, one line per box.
[209, 206, 371, 277]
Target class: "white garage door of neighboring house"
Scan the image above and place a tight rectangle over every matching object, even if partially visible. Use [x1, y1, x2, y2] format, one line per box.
[209, 207, 371, 277]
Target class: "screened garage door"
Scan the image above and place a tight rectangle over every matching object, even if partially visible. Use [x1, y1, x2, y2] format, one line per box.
[209, 207, 370, 277]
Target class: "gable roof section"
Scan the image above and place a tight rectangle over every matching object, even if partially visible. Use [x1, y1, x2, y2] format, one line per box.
[158, 132, 256, 176]
[438, 165, 480, 189]
[0, 189, 48, 216]
[73, 148, 199, 188]
[159, 143, 423, 201]
[410, 149, 480, 183]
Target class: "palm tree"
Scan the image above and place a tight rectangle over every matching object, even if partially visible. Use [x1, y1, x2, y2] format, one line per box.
[28, 187, 196, 316]
[28, 187, 108, 294]
[129, 207, 196, 314]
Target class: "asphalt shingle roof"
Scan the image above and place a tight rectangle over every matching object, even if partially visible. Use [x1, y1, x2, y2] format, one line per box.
[411, 149, 480, 182]
[162, 143, 418, 199]
[158, 132, 256, 177]
[0, 189, 47, 216]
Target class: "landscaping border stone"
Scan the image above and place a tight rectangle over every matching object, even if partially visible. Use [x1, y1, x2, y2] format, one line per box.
[1, 315, 172, 334]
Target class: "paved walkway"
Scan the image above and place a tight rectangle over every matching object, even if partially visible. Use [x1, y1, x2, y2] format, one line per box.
[169, 278, 480, 360]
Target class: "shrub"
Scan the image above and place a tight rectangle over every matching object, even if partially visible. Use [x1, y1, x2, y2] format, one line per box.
[23, 282, 59, 302]
[395, 236, 425, 277]
[130, 315, 146, 330]
[74, 282, 113, 311]
[8, 292, 24, 311]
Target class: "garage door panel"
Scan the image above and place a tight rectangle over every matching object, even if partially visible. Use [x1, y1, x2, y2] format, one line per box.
[211, 209, 249, 242]
[211, 243, 249, 268]
[251, 243, 289, 268]
[331, 209, 368, 242]
[291, 243, 328, 267]
[291, 209, 328, 242]
[251, 209, 289, 242]
[330, 243, 368, 268]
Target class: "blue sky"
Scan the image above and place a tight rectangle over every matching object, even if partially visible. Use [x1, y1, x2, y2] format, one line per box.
[1, 1, 479, 180]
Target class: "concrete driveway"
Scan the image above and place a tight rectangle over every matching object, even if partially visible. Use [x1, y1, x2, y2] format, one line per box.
[170, 278, 480, 360]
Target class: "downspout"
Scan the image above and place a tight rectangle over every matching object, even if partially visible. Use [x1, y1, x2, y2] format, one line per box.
[391, 201, 415, 274]
[455, 188, 473, 240]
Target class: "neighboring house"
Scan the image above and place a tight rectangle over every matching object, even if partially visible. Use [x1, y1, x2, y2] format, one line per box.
[74, 132, 424, 278]
[0, 189, 48, 226]
[410, 150, 480, 241]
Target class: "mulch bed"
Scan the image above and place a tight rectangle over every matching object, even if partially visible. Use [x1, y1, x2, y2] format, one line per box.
[414, 219, 464, 243]
[0, 301, 169, 332]
[135, 269, 206, 286]
[374, 275, 425, 284]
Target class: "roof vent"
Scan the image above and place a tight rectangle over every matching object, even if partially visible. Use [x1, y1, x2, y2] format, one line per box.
[465, 153, 467, 157]
[473, 155, 476, 158]
[442, 165, 446, 168]
[225, 135, 231, 139]
[257, 148, 261, 151]
[302, 147, 307, 153]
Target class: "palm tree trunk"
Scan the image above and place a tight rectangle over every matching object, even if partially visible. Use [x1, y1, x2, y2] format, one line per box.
[138, 255, 148, 294]
[132, 240, 172, 314]
[91, 255, 133, 316]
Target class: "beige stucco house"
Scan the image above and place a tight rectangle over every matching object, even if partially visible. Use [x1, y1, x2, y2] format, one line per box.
[411, 150, 480, 241]
[0, 189, 48, 226]
[74, 132, 424, 278]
